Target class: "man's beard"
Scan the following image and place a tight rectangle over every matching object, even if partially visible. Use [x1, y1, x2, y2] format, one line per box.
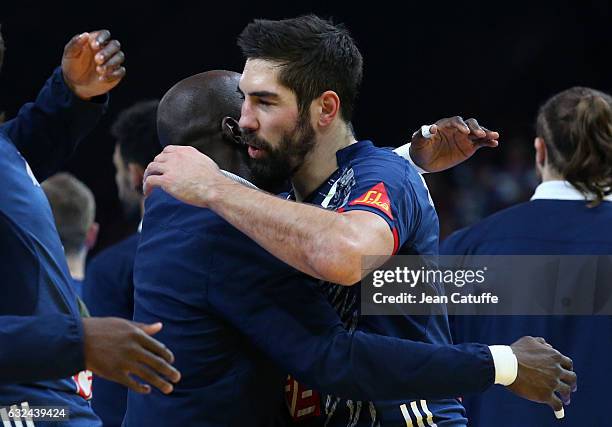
[243, 113, 316, 189]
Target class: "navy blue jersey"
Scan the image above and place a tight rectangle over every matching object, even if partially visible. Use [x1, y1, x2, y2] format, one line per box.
[124, 189, 493, 427]
[70, 278, 84, 299]
[84, 233, 139, 427]
[441, 198, 612, 427]
[290, 141, 465, 426]
[0, 68, 105, 426]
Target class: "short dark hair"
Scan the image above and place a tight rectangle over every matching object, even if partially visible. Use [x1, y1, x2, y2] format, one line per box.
[238, 15, 363, 122]
[536, 87, 612, 206]
[42, 173, 96, 255]
[111, 100, 161, 167]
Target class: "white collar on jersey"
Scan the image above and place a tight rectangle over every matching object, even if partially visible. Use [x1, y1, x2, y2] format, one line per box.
[530, 180, 612, 202]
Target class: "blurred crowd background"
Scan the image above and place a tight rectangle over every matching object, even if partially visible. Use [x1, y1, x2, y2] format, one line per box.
[1, 0, 610, 249]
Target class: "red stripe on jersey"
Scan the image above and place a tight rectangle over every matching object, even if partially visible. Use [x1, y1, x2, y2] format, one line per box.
[392, 227, 400, 254]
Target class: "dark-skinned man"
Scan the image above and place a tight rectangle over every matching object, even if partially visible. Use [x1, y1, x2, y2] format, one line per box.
[143, 16, 576, 426]
[0, 29, 179, 426]
[127, 70, 574, 427]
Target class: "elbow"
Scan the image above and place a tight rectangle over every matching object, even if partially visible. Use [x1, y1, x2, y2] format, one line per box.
[308, 236, 363, 286]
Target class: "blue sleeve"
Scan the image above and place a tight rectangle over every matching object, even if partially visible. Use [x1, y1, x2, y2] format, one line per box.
[208, 229, 495, 400]
[0, 313, 85, 384]
[0, 67, 108, 181]
[339, 153, 419, 253]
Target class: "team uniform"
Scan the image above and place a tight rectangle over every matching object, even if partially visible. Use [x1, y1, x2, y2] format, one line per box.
[123, 185, 494, 427]
[441, 181, 612, 427]
[70, 278, 84, 299]
[83, 232, 139, 427]
[291, 140, 469, 426]
[0, 68, 106, 425]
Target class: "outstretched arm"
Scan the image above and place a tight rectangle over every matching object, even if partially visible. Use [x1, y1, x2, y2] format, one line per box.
[0, 30, 125, 181]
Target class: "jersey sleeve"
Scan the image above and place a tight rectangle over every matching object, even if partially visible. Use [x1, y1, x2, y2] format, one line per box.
[338, 153, 418, 253]
[0, 313, 85, 384]
[0, 67, 108, 182]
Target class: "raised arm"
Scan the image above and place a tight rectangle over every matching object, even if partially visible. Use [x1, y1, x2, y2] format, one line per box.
[0, 30, 125, 181]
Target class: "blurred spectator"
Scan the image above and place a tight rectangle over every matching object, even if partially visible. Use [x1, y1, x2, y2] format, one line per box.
[83, 100, 160, 427]
[42, 172, 98, 298]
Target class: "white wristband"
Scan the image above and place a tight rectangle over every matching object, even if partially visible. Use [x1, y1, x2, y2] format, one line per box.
[489, 345, 518, 386]
[393, 143, 427, 175]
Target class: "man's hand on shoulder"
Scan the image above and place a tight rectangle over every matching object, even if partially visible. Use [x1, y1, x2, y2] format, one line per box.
[61, 30, 126, 100]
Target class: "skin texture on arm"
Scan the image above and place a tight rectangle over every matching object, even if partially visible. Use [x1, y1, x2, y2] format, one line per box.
[143, 116, 499, 285]
[144, 147, 393, 286]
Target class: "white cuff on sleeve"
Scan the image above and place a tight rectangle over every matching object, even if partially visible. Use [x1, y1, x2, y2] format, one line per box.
[489, 345, 518, 386]
[393, 143, 428, 175]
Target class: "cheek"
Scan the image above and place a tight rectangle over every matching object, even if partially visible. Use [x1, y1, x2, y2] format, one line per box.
[259, 111, 299, 141]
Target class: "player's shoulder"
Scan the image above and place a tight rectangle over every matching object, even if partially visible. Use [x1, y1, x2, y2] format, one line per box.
[441, 202, 534, 254]
[340, 140, 412, 186]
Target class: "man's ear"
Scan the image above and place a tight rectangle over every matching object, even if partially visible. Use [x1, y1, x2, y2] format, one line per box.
[85, 222, 99, 250]
[222, 116, 243, 145]
[128, 163, 145, 194]
[316, 91, 340, 128]
[534, 137, 547, 168]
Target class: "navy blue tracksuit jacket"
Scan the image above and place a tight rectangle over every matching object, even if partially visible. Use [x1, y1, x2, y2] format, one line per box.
[124, 188, 495, 427]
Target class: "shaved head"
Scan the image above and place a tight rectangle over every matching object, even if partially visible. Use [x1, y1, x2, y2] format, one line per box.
[157, 70, 242, 151]
[158, 70, 287, 191]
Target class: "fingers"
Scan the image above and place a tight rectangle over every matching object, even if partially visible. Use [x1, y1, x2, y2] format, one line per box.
[136, 330, 176, 365]
[144, 162, 167, 180]
[133, 321, 163, 336]
[120, 374, 152, 394]
[95, 40, 122, 66]
[99, 66, 126, 83]
[480, 125, 500, 141]
[143, 175, 165, 197]
[560, 354, 573, 371]
[136, 349, 181, 384]
[130, 363, 175, 394]
[446, 116, 470, 134]
[88, 29, 112, 50]
[465, 118, 486, 138]
[556, 380, 572, 405]
[547, 393, 563, 412]
[63, 32, 89, 58]
[560, 368, 577, 392]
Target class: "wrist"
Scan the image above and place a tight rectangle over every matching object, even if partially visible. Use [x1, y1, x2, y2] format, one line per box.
[205, 171, 235, 208]
[489, 345, 518, 386]
[61, 72, 93, 101]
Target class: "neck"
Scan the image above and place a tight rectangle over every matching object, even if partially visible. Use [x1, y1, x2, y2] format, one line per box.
[291, 121, 357, 201]
[540, 165, 564, 182]
[66, 251, 87, 281]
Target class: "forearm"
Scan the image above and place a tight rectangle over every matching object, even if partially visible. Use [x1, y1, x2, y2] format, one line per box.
[291, 330, 495, 400]
[1, 67, 107, 181]
[0, 314, 85, 384]
[208, 177, 362, 284]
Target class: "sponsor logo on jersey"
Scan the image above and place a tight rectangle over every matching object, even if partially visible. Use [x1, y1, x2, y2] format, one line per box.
[349, 182, 394, 219]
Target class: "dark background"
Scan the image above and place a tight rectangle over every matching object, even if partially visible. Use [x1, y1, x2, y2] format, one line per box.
[2, 0, 611, 251]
